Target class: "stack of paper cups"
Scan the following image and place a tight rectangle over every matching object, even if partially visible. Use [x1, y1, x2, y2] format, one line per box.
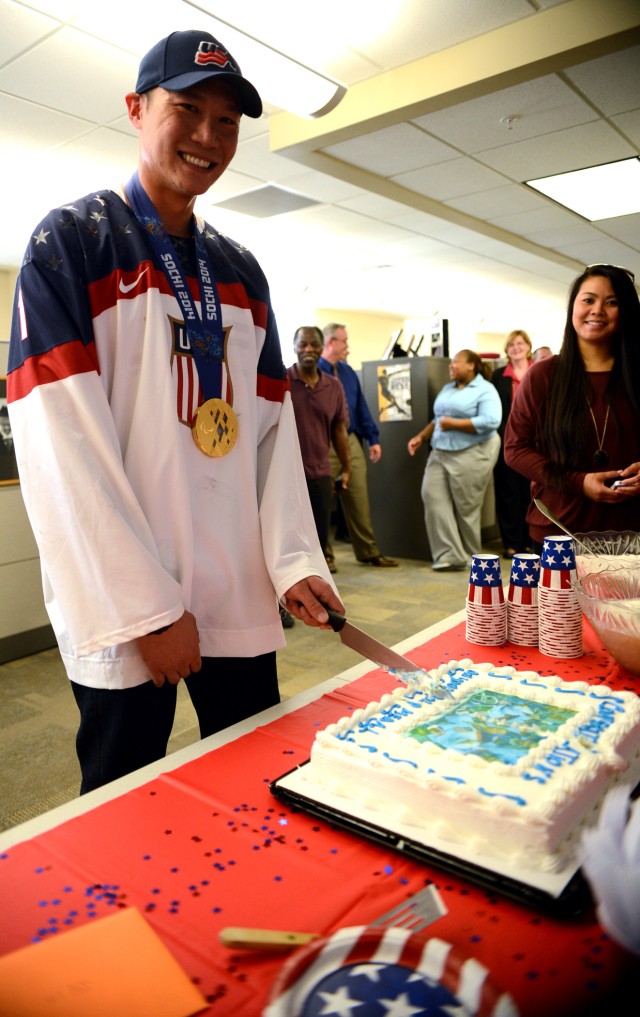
[507, 553, 540, 646]
[538, 534, 583, 658]
[466, 553, 506, 645]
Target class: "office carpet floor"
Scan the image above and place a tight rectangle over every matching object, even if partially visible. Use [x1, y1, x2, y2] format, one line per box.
[0, 538, 505, 832]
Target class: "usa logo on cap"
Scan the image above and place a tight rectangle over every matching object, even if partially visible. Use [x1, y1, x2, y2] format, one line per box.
[195, 40, 237, 71]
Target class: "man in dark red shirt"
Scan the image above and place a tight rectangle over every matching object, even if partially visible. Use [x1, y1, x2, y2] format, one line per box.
[287, 327, 351, 575]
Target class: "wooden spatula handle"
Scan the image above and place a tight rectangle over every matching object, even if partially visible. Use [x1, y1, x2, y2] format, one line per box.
[219, 927, 319, 950]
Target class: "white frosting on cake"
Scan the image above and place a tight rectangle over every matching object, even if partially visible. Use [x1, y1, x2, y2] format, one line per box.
[303, 659, 640, 871]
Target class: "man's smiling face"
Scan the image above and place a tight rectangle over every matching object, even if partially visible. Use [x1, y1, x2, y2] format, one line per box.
[294, 329, 324, 371]
[128, 78, 241, 208]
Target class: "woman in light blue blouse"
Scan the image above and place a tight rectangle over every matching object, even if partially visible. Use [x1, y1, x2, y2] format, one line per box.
[407, 350, 502, 571]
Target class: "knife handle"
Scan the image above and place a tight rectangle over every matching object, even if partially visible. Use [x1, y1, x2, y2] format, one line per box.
[219, 927, 319, 950]
[325, 607, 346, 633]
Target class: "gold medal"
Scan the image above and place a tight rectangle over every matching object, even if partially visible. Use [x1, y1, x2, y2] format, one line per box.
[192, 398, 238, 457]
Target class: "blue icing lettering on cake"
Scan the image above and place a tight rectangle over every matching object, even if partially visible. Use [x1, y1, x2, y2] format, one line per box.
[305, 659, 640, 871]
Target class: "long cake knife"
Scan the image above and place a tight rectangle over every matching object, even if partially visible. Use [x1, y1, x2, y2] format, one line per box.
[325, 608, 420, 675]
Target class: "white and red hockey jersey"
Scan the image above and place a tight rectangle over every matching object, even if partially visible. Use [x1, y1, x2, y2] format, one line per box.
[8, 189, 332, 688]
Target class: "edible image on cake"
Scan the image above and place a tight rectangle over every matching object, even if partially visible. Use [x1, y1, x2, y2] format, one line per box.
[406, 690, 577, 765]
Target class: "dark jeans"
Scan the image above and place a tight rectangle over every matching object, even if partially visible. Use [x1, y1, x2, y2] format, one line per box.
[71, 653, 279, 794]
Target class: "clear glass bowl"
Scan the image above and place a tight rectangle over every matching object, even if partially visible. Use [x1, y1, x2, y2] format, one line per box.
[574, 530, 640, 579]
[573, 566, 640, 675]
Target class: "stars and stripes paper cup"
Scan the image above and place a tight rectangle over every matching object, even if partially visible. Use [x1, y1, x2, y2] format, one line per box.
[507, 553, 540, 647]
[468, 554, 504, 604]
[508, 554, 540, 603]
[540, 535, 577, 588]
[264, 926, 520, 1017]
[538, 536, 582, 657]
[466, 554, 506, 645]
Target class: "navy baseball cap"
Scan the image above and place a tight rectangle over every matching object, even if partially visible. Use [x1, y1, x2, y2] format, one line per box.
[135, 30, 263, 118]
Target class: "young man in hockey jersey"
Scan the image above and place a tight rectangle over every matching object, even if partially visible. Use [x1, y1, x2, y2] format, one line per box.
[8, 30, 342, 792]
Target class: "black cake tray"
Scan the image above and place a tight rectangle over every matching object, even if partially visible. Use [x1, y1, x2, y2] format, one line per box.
[271, 761, 595, 919]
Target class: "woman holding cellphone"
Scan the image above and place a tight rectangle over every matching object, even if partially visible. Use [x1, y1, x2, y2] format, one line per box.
[504, 264, 640, 551]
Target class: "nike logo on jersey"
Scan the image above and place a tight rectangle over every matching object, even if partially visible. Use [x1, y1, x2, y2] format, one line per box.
[119, 268, 148, 293]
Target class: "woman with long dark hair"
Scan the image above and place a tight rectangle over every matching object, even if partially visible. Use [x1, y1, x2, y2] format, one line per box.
[408, 349, 502, 570]
[504, 264, 640, 550]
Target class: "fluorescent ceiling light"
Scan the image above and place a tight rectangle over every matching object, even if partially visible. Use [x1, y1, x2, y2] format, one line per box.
[184, 1, 346, 118]
[526, 158, 640, 221]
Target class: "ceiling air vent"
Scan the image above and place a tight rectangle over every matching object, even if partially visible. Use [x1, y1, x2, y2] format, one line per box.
[214, 185, 319, 218]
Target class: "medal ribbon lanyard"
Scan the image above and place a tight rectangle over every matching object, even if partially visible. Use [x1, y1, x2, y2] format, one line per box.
[124, 171, 225, 403]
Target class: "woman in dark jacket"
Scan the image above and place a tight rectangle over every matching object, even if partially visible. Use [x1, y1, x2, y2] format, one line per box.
[491, 330, 533, 556]
[504, 265, 640, 550]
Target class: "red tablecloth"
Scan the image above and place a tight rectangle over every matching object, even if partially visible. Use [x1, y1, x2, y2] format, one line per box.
[1, 620, 636, 1015]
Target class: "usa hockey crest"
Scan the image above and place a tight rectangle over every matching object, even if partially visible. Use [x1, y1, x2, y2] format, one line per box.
[170, 316, 233, 426]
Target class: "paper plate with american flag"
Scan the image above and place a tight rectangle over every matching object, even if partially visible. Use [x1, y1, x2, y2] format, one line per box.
[264, 925, 519, 1017]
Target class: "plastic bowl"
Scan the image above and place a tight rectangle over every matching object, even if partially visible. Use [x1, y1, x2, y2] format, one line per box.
[573, 567, 640, 675]
[574, 530, 640, 579]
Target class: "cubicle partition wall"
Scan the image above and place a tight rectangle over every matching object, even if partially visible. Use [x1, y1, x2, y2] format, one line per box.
[361, 355, 451, 561]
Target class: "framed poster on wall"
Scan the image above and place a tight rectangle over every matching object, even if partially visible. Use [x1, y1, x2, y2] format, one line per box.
[0, 377, 19, 485]
[377, 363, 412, 421]
[429, 318, 449, 357]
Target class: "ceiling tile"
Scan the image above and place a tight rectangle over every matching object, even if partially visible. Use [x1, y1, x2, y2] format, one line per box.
[199, 168, 271, 203]
[565, 44, 640, 116]
[350, 0, 535, 66]
[337, 193, 425, 220]
[412, 75, 597, 152]
[443, 184, 547, 219]
[68, 0, 190, 55]
[381, 234, 454, 260]
[475, 121, 637, 180]
[385, 209, 489, 244]
[230, 132, 308, 183]
[520, 221, 606, 248]
[488, 205, 581, 235]
[611, 109, 640, 147]
[272, 169, 364, 203]
[594, 211, 640, 249]
[0, 92, 94, 152]
[552, 238, 640, 276]
[0, 0, 58, 65]
[392, 157, 507, 200]
[55, 125, 138, 173]
[10, 0, 79, 19]
[323, 123, 457, 176]
[0, 25, 137, 123]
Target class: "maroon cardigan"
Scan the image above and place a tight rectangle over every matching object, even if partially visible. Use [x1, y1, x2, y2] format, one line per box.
[504, 356, 640, 543]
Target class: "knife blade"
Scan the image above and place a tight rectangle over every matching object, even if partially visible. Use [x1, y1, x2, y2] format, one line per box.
[325, 608, 420, 674]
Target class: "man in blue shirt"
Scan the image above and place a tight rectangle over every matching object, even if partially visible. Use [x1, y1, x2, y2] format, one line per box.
[319, 323, 398, 568]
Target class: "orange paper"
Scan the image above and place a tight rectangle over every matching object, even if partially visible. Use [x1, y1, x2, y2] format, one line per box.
[0, 908, 207, 1017]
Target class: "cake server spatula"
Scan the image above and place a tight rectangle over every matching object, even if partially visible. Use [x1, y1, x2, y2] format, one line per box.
[220, 886, 447, 949]
[533, 499, 589, 553]
[325, 607, 420, 675]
